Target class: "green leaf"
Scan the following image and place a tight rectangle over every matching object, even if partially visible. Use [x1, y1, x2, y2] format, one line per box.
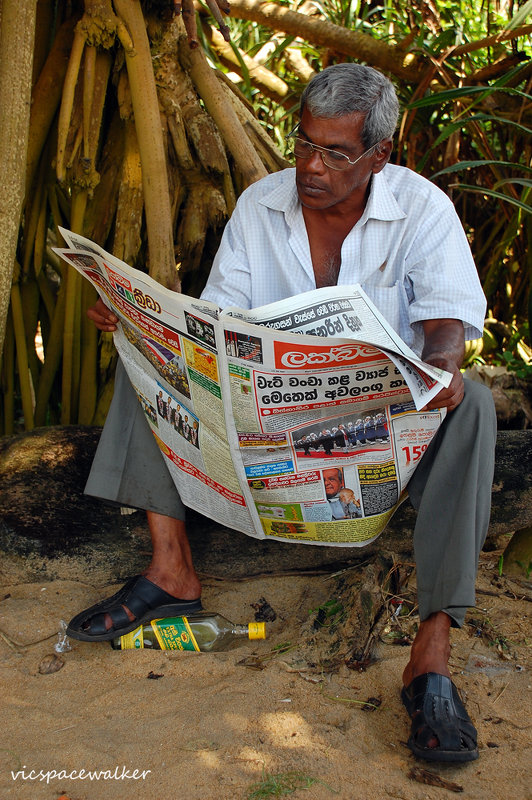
[432, 161, 532, 179]
[451, 184, 532, 214]
[505, 0, 532, 30]
[408, 85, 531, 110]
[493, 178, 532, 191]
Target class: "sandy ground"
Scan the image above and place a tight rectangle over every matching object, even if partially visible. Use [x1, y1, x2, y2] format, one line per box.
[0, 550, 530, 800]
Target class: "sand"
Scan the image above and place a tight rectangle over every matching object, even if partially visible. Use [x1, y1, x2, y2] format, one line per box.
[0, 550, 530, 800]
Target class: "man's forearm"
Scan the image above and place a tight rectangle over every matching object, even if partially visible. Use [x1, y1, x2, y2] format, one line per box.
[421, 319, 465, 370]
[421, 318, 466, 411]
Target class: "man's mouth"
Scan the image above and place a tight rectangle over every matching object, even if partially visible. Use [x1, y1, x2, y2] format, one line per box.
[297, 180, 328, 195]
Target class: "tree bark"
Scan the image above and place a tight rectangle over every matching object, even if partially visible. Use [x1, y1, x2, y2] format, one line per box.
[0, 0, 37, 352]
[201, 21, 291, 106]
[185, 43, 268, 188]
[113, 0, 178, 290]
[25, 16, 76, 201]
[452, 23, 532, 56]
[227, 0, 422, 82]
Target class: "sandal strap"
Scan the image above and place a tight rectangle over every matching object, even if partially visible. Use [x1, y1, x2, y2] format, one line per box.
[120, 576, 176, 618]
[404, 672, 477, 753]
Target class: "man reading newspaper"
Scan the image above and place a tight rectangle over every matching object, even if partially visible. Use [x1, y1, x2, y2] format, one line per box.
[67, 64, 496, 763]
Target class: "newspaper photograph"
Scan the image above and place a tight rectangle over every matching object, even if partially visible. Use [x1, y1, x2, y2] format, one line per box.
[54, 228, 450, 547]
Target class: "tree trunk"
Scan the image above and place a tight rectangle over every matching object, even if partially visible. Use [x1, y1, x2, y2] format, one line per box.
[227, 0, 421, 82]
[0, 0, 37, 352]
[113, 0, 178, 290]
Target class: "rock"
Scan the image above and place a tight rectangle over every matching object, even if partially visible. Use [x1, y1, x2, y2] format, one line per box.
[38, 653, 65, 674]
[465, 365, 532, 429]
[0, 426, 150, 584]
[0, 425, 531, 583]
[489, 431, 532, 540]
[501, 524, 532, 581]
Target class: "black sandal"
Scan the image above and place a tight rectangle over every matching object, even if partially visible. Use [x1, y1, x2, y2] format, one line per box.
[401, 672, 479, 763]
[66, 575, 202, 642]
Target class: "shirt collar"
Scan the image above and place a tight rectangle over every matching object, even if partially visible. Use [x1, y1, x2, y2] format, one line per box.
[258, 166, 407, 224]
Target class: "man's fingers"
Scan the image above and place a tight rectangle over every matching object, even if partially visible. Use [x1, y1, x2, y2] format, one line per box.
[87, 298, 118, 331]
[425, 382, 464, 411]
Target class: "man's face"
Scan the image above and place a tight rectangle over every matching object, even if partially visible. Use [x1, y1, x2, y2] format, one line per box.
[323, 469, 343, 498]
[295, 108, 388, 213]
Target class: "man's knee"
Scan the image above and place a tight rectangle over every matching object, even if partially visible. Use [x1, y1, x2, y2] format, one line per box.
[458, 378, 497, 437]
[462, 377, 495, 412]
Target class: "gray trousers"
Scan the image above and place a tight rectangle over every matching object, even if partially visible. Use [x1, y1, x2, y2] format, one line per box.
[86, 359, 497, 626]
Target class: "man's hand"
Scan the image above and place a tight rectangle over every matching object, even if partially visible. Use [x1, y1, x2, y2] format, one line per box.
[421, 319, 465, 412]
[87, 298, 118, 332]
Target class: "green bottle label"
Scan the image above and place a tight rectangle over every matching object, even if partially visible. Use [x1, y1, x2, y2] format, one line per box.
[120, 626, 144, 649]
[150, 617, 200, 651]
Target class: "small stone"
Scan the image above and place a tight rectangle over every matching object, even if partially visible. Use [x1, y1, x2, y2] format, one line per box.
[38, 653, 65, 674]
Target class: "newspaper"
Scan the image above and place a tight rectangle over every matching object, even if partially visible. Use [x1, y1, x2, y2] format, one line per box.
[54, 227, 451, 547]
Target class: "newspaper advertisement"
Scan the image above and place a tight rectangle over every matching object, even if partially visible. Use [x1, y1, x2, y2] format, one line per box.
[54, 228, 451, 547]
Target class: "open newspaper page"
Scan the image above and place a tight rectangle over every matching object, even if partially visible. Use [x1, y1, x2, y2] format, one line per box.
[54, 229, 256, 535]
[219, 309, 448, 546]
[54, 228, 450, 547]
[224, 285, 452, 410]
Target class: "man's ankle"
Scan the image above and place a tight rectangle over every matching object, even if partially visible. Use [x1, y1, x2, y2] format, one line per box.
[143, 565, 201, 600]
[403, 611, 452, 686]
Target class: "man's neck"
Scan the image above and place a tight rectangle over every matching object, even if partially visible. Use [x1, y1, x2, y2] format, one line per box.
[297, 172, 374, 287]
[302, 202, 366, 288]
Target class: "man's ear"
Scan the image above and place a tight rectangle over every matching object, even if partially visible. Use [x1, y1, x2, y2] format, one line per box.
[371, 138, 393, 174]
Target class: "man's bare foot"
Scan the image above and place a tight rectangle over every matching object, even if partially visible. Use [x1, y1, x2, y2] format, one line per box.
[102, 512, 201, 630]
[402, 611, 452, 688]
[401, 611, 452, 752]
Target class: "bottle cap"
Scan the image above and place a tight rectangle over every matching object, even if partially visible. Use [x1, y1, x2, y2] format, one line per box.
[247, 622, 266, 640]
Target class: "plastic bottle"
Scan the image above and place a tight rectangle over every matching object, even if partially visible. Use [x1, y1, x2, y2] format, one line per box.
[110, 611, 266, 651]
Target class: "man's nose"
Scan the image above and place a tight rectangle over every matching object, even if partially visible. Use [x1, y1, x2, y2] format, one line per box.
[305, 148, 326, 173]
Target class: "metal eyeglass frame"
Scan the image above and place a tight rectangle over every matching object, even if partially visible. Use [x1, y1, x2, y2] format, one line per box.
[286, 123, 380, 171]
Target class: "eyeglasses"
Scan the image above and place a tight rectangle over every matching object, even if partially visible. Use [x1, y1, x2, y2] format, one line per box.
[286, 124, 379, 171]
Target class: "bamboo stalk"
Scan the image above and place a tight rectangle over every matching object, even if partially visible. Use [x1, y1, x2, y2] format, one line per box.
[56, 29, 86, 183]
[84, 104, 123, 245]
[83, 45, 97, 160]
[78, 281, 98, 424]
[114, 0, 178, 290]
[10, 278, 35, 431]
[201, 21, 291, 105]
[216, 74, 289, 172]
[186, 44, 268, 187]
[86, 50, 113, 168]
[60, 189, 87, 424]
[1, 308, 16, 435]
[33, 273, 67, 427]
[20, 278, 41, 392]
[33, 188, 69, 426]
[22, 158, 46, 277]
[25, 17, 77, 199]
[33, 190, 47, 277]
[113, 118, 143, 263]
[36, 266, 56, 324]
[453, 23, 532, 56]
[60, 267, 81, 424]
[92, 359, 117, 426]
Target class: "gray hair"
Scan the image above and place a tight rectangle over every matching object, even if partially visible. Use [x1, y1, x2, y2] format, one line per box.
[300, 63, 399, 148]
